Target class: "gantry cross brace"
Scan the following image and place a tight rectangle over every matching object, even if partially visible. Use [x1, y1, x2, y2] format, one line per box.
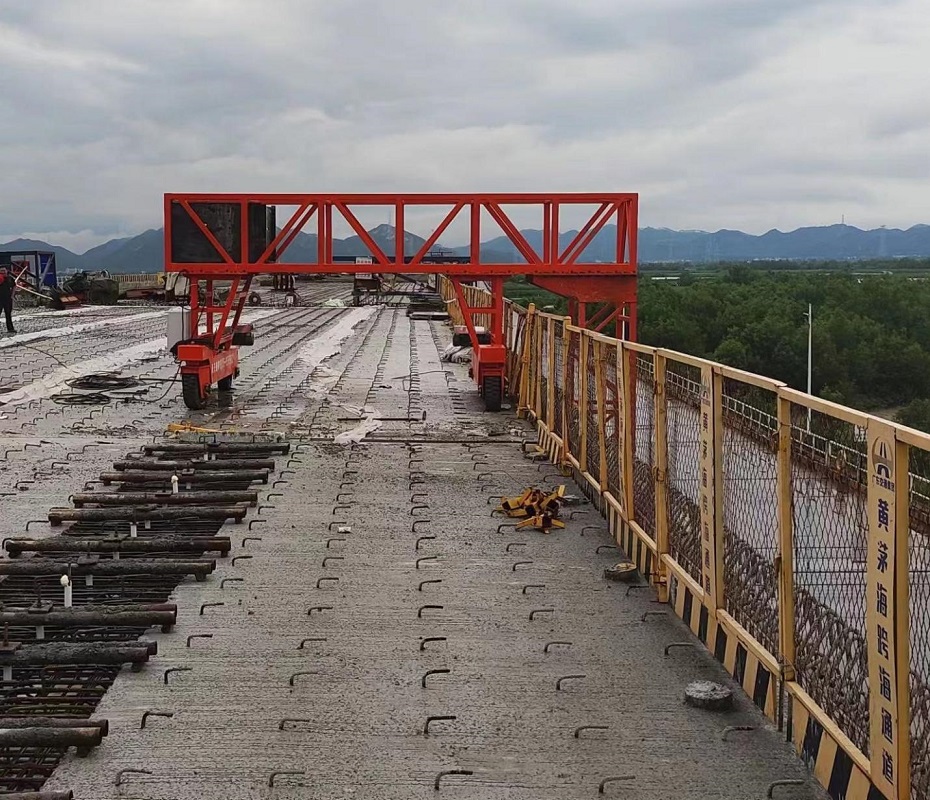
[164, 193, 638, 410]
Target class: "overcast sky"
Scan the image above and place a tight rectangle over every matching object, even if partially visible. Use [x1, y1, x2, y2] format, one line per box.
[1, 0, 928, 252]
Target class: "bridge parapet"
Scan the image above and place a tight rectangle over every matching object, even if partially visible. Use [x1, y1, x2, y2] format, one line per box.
[441, 276, 929, 800]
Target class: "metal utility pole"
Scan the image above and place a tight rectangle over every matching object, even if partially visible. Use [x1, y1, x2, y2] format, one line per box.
[805, 303, 812, 431]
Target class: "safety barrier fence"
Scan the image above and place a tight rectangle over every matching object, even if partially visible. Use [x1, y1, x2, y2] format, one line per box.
[439, 276, 928, 800]
[114, 273, 164, 288]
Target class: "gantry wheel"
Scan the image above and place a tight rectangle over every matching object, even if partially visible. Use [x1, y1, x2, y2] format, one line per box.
[483, 375, 503, 412]
[217, 374, 233, 391]
[181, 373, 208, 410]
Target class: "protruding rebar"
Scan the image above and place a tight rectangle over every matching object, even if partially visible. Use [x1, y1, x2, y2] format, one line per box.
[140, 711, 174, 729]
[721, 725, 755, 741]
[163, 667, 192, 684]
[574, 725, 609, 738]
[420, 636, 447, 651]
[664, 642, 697, 656]
[598, 775, 635, 794]
[556, 674, 585, 690]
[421, 669, 450, 687]
[423, 715, 456, 735]
[434, 769, 473, 790]
[289, 671, 317, 687]
[767, 780, 806, 798]
[115, 768, 152, 786]
[268, 771, 305, 787]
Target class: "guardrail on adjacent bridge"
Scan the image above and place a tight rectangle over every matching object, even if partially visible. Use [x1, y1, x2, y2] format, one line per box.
[439, 277, 928, 800]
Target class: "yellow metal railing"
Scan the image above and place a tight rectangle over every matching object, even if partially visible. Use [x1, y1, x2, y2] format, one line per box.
[439, 276, 928, 800]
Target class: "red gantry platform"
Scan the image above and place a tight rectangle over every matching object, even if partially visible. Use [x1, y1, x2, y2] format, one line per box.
[163, 193, 638, 410]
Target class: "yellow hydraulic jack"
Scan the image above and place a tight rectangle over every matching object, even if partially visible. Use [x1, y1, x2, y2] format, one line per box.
[516, 511, 565, 533]
[499, 485, 566, 532]
[498, 488, 538, 517]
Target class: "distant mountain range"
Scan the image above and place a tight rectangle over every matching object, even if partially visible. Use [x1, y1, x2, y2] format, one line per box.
[3, 223, 929, 273]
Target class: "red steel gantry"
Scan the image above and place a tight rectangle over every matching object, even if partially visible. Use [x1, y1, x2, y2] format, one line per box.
[163, 192, 638, 410]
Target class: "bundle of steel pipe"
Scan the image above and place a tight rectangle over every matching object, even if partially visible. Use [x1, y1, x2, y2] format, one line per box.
[0, 605, 177, 631]
[0, 726, 104, 750]
[71, 490, 258, 507]
[48, 506, 247, 525]
[0, 559, 215, 579]
[143, 441, 289, 455]
[112, 458, 275, 471]
[0, 642, 156, 666]
[100, 468, 269, 485]
[5, 537, 231, 557]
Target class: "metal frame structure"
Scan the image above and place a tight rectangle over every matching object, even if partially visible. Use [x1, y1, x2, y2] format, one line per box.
[0, 250, 57, 292]
[163, 193, 638, 410]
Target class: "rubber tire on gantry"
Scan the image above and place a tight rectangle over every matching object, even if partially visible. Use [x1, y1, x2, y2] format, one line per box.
[483, 375, 503, 412]
[181, 373, 208, 410]
[218, 375, 233, 391]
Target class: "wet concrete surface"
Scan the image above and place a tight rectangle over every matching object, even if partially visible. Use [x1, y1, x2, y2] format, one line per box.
[1, 287, 826, 798]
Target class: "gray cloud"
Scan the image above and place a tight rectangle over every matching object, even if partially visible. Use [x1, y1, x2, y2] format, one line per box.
[0, 0, 925, 249]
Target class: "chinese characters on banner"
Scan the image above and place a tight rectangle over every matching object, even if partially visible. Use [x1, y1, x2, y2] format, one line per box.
[698, 365, 717, 605]
[866, 421, 899, 799]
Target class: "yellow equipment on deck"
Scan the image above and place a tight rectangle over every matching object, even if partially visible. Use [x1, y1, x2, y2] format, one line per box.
[498, 485, 566, 532]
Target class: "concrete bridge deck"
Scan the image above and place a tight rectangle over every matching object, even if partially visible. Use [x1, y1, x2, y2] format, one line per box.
[1, 293, 825, 798]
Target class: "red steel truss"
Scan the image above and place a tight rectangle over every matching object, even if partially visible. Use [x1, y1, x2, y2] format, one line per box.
[164, 193, 638, 410]
[164, 193, 637, 276]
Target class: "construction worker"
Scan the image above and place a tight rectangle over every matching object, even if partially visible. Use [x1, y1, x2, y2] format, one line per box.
[0, 266, 16, 334]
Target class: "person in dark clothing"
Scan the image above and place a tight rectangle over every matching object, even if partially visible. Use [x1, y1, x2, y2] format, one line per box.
[0, 267, 15, 333]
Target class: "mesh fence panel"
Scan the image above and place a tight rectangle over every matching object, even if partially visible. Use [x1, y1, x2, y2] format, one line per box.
[633, 353, 656, 538]
[566, 330, 582, 459]
[507, 308, 526, 399]
[665, 360, 702, 585]
[539, 319, 550, 426]
[585, 340, 600, 478]
[602, 344, 621, 502]
[790, 406, 870, 757]
[908, 450, 930, 800]
[721, 380, 780, 658]
[527, 315, 539, 416]
[553, 321, 565, 438]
